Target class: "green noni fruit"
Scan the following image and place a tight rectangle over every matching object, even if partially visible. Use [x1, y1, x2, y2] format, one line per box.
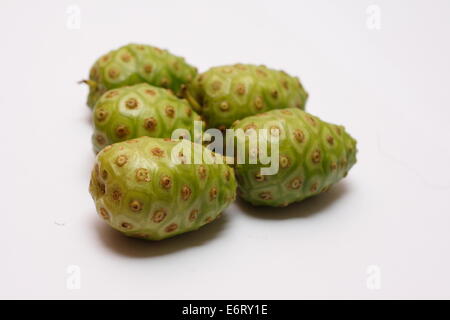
[89, 136, 237, 240]
[92, 83, 202, 153]
[231, 108, 357, 207]
[84, 44, 198, 108]
[186, 64, 308, 129]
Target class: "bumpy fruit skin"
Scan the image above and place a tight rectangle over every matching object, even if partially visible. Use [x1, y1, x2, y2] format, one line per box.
[85, 44, 197, 108]
[186, 64, 308, 129]
[231, 108, 357, 207]
[89, 136, 237, 240]
[92, 83, 202, 153]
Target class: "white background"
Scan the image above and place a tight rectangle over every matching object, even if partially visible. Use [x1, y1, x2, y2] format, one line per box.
[1, 0, 450, 299]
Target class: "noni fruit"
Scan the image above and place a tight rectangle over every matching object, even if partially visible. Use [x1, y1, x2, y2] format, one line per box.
[84, 44, 198, 108]
[92, 83, 202, 153]
[231, 108, 357, 207]
[186, 64, 308, 129]
[89, 136, 237, 240]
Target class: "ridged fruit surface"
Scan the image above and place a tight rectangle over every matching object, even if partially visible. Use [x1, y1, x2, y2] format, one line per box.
[231, 108, 357, 207]
[85, 44, 197, 108]
[92, 83, 202, 153]
[89, 136, 237, 240]
[187, 64, 308, 129]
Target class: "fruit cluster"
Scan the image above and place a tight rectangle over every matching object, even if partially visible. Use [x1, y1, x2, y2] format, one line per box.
[84, 44, 357, 240]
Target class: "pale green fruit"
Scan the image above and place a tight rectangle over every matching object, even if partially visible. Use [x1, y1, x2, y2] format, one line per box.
[92, 83, 202, 153]
[85, 44, 197, 108]
[89, 136, 237, 240]
[231, 108, 357, 207]
[186, 64, 308, 129]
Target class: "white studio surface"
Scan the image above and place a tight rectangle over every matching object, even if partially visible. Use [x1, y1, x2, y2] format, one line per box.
[1, 0, 449, 299]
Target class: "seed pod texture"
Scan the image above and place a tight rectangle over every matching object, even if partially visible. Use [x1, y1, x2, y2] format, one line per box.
[89, 136, 237, 240]
[85, 44, 198, 108]
[231, 108, 357, 207]
[187, 64, 308, 129]
[92, 83, 202, 153]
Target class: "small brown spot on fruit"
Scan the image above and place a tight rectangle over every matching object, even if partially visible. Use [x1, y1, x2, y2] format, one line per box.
[293, 129, 305, 143]
[160, 175, 172, 189]
[219, 101, 229, 111]
[189, 209, 198, 222]
[165, 105, 175, 118]
[95, 108, 108, 121]
[125, 98, 138, 109]
[310, 183, 318, 193]
[135, 168, 151, 182]
[108, 68, 119, 79]
[129, 200, 143, 212]
[115, 125, 129, 138]
[259, 192, 272, 200]
[152, 209, 167, 223]
[289, 178, 302, 189]
[144, 117, 157, 131]
[255, 173, 264, 182]
[280, 155, 290, 168]
[198, 165, 207, 180]
[209, 187, 218, 200]
[95, 135, 106, 145]
[99, 208, 109, 219]
[121, 54, 131, 62]
[101, 170, 108, 180]
[165, 223, 178, 233]
[151, 147, 164, 157]
[115, 155, 128, 167]
[144, 64, 153, 73]
[121, 222, 133, 230]
[112, 189, 122, 201]
[236, 83, 246, 95]
[181, 185, 192, 201]
[271, 90, 278, 99]
[254, 96, 264, 110]
[327, 136, 334, 146]
[145, 89, 156, 96]
[312, 149, 321, 164]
